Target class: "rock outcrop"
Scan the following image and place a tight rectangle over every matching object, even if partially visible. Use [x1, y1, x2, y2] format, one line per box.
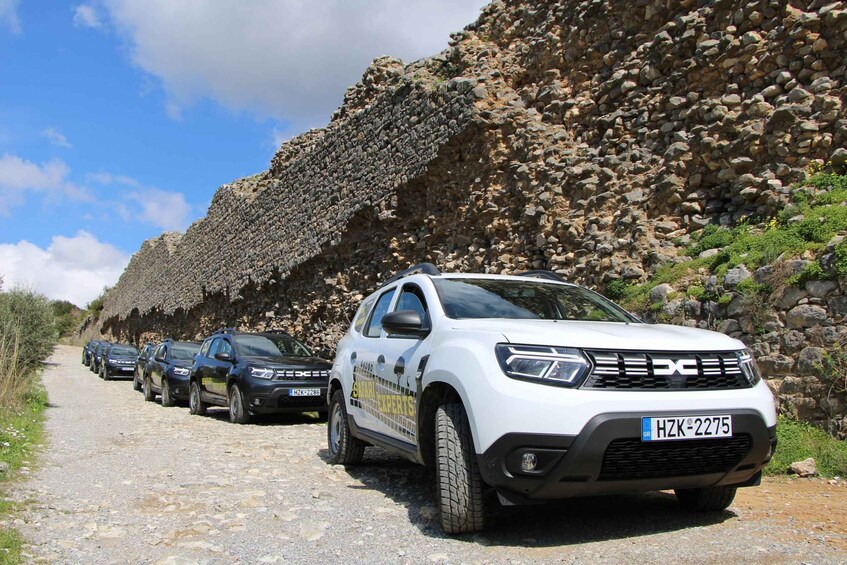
[96, 0, 847, 433]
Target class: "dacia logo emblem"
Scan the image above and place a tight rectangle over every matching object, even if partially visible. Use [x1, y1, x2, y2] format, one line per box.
[652, 358, 698, 377]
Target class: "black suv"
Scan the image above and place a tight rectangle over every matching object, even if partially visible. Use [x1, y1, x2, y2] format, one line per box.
[142, 339, 201, 407]
[89, 341, 111, 374]
[82, 339, 101, 366]
[189, 329, 331, 423]
[133, 342, 156, 391]
[99, 344, 140, 380]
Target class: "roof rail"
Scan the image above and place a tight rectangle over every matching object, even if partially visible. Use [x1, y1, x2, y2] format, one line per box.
[213, 327, 237, 335]
[380, 262, 441, 288]
[262, 329, 291, 335]
[516, 270, 567, 283]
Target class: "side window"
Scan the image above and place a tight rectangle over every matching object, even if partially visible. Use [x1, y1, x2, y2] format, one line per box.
[352, 298, 375, 334]
[208, 338, 221, 357]
[397, 284, 428, 324]
[218, 339, 234, 357]
[365, 289, 397, 338]
[199, 339, 212, 358]
[155, 344, 166, 360]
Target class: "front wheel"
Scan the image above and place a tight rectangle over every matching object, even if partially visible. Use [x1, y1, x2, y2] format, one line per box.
[133, 371, 142, 391]
[675, 486, 737, 511]
[327, 390, 365, 465]
[142, 376, 155, 402]
[161, 377, 175, 407]
[188, 381, 207, 416]
[435, 403, 486, 534]
[228, 384, 251, 424]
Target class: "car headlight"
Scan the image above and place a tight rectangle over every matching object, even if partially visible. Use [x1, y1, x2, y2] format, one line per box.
[107, 358, 116, 363]
[173, 367, 190, 376]
[495, 344, 590, 387]
[249, 367, 275, 380]
[737, 349, 762, 385]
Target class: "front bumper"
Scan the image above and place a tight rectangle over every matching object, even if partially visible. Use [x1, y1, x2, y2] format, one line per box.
[477, 409, 776, 504]
[105, 363, 136, 378]
[166, 372, 191, 399]
[241, 378, 328, 414]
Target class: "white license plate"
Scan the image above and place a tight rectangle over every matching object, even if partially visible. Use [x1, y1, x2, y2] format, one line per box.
[641, 415, 732, 441]
[290, 388, 320, 397]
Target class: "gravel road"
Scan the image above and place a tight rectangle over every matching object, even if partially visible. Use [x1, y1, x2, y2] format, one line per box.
[11, 345, 847, 563]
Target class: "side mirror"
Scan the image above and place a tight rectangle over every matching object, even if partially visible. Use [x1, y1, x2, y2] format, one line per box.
[154, 354, 166, 362]
[382, 310, 429, 338]
[215, 351, 234, 362]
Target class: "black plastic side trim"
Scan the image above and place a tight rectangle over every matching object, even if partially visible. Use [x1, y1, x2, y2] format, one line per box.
[348, 414, 419, 463]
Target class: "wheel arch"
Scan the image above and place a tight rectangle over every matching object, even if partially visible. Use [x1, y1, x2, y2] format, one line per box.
[416, 380, 463, 468]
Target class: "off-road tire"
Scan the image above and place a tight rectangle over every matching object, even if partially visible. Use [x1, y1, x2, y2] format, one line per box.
[675, 486, 737, 511]
[228, 384, 251, 424]
[435, 403, 485, 534]
[327, 390, 365, 465]
[189, 381, 207, 416]
[161, 378, 175, 407]
[143, 376, 155, 402]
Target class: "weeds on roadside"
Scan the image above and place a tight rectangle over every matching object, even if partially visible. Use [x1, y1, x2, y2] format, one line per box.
[766, 416, 847, 477]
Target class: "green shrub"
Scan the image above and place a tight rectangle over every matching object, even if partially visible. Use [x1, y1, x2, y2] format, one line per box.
[736, 277, 767, 295]
[834, 240, 847, 277]
[0, 289, 57, 370]
[605, 279, 628, 300]
[688, 224, 734, 256]
[686, 285, 705, 300]
[765, 416, 847, 477]
[717, 293, 733, 305]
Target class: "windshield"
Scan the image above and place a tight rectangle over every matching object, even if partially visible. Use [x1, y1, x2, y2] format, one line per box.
[110, 346, 138, 356]
[234, 334, 313, 357]
[433, 278, 634, 322]
[171, 343, 200, 361]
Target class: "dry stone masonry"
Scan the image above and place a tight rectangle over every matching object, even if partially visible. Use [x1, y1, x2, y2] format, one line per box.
[96, 0, 847, 433]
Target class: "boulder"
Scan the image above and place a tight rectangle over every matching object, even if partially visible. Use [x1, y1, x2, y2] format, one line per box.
[789, 457, 818, 477]
[786, 305, 828, 328]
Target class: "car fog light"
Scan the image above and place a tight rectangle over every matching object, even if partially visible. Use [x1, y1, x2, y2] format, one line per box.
[253, 398, 263, 406]
[521, 452, 538, 472]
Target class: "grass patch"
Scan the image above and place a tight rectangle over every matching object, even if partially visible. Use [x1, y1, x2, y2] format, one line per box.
[765, 416, 847, 477]
[0, 376, 47, 564]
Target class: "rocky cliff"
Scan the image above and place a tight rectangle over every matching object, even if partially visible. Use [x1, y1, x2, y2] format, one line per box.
[97, 0, 847, 434]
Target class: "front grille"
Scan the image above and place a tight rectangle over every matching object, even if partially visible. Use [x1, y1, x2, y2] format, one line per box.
[274, 369, 329, 381]
[582, 350, 750, 390]
[598, 434, 753, 481]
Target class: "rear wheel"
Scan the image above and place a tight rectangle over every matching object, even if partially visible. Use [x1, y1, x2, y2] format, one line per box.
[161, 378, 175, 407]
[675, 486, 737, 511]
[188, 381, 207, 416]
[142, 376, 155, 402]
[435, 403, 485, 534]
[228, 384, 251, 424]
[327, 390, 364, 465]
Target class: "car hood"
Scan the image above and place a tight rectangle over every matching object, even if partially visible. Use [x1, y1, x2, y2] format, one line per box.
[171, 360, 194, 368]
[445, 319, 744, 352]
[241, 355, 331, 368]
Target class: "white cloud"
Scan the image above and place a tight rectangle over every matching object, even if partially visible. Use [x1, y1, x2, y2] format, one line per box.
[0, 154, 91, 214]
[98, 0, 486, 126]
[88, 172, 193, 231]
[126, 187, 192, 231]
[73, 4, 102, 29]
[42, 126, 72, 148]
[0, 0, 21, 34]
[0, 231, 129, 307]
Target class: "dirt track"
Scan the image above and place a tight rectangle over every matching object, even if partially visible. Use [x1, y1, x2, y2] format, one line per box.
[11, 345, 847, 563]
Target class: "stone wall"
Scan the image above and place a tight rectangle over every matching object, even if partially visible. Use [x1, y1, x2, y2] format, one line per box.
[97, 0, 847, 433]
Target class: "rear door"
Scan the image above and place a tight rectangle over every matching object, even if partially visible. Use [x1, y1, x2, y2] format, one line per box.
[150, 343, 167, 389]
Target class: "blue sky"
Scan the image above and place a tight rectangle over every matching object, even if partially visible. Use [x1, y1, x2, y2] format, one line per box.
[0, 0, 486, 306]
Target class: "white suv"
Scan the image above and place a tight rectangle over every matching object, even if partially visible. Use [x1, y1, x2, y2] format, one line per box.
[327, 264, 777, 534]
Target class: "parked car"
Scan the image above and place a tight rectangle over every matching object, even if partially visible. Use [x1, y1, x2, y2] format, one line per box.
[89, 341, 111, 374]
[188, 329, 331, 424]
[327, 264, 778, 534]
[99, 344, 140, 380]
[133, 342, 156, 392]
[81, 339, 100, 366]
[142, 339, 201, 407]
